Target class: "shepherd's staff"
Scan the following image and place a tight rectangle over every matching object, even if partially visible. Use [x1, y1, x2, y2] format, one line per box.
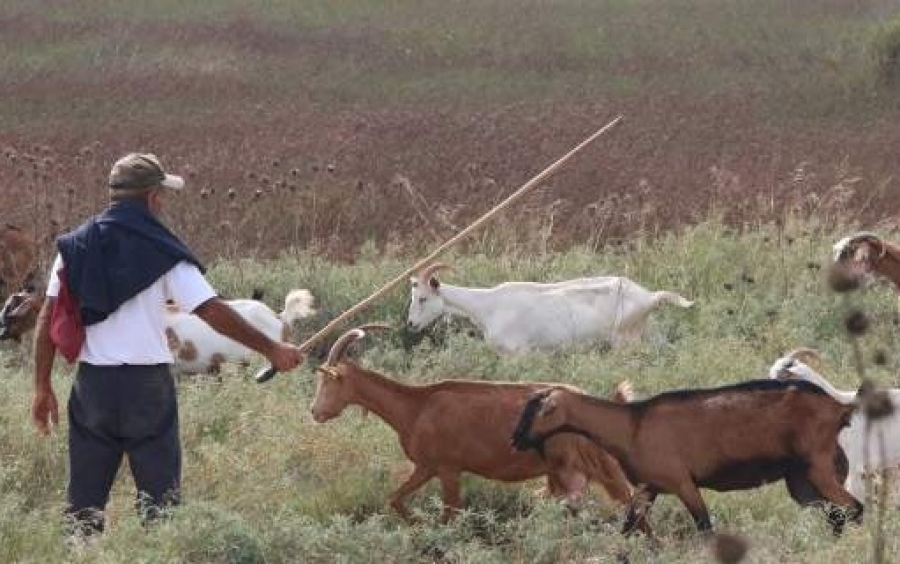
[256, 115, 623, 383]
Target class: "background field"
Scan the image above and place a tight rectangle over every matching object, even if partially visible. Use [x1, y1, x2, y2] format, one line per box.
[2, 0, 900, 262]
[3, 1, 900, 563]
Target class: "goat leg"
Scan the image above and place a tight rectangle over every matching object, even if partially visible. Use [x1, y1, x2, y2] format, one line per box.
[805, 461, 864, 535]
[673, 482, 713, 534]
[437, 470, 462, 522]
[622, 485, 656, 537]
[388, 465, 434, 523]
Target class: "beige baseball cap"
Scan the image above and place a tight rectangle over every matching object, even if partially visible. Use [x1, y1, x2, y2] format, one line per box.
[108, 153, 185, 191]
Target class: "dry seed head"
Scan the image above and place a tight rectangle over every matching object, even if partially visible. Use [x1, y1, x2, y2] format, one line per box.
[874, 350, 888, 366]
[711, 531, 748, 563]
[290, 168, 300, 177]
[858, 380, 895, 420]
[827, 263, 860, 293]
[845, 310, 869, 336]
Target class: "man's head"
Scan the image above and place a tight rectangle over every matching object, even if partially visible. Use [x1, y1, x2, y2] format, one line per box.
[108, 153, 184, 213]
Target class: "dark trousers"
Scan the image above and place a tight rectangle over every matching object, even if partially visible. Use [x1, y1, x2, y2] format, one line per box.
[66, 362, 181, 534]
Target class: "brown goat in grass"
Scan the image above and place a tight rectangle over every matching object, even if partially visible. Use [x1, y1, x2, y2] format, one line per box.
[310, 324, 638, 524]
[0, 285, 43, 342]
[0, 224, 35, 301]
[832, 232, 900, 292]
[511, 380, 862, 535]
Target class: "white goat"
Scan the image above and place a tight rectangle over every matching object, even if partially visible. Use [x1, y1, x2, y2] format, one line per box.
[406, 263, 694, 354]
[769, 348, 900, 502]
[166, 289, 315, 374]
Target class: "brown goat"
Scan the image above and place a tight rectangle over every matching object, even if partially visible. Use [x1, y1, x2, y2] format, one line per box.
[0, 225, 36, 301]
[511, 380, 861, 535]
[832, 232, 900, 290]
[310, 324, 638, 524]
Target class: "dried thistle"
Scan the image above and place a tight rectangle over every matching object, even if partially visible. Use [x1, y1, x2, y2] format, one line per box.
[711, 531, 748, 563]
[858, 380, 895, 420]
[827, 263, 861, 293]
[845, 310, 870, 336]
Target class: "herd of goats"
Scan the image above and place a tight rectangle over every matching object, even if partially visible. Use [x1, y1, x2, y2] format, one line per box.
[2, 225, 900, 539]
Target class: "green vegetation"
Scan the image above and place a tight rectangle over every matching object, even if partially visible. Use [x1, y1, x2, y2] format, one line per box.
[3, 218, 900, 562]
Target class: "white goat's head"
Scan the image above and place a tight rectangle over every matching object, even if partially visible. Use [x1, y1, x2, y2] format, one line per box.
[406, 263, 451, 332]
[768, 348, 827, 388]
[310, 323, 390, 423]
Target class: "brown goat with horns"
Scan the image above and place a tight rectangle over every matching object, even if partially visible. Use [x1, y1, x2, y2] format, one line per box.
[310, 324, 639, 524]
[511, 381, 862, 535]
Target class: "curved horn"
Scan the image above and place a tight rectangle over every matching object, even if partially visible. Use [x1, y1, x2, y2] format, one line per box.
[785, 347, 821, 365]
[323, 322, 392, 366]
[417, 262, 452, 283]
[849, 232, 887, 258]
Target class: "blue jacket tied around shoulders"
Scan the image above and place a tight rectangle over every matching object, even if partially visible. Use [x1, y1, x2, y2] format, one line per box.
[56, 198, 205, 326]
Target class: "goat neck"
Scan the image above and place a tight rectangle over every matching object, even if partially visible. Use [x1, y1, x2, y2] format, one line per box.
[812, 378, 857, 405]
[436, 284, 494, 333]
[341, 362, 425, 431]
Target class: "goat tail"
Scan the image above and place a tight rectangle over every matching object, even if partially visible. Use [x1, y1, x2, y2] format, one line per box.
[654, 291, 694, 309]
[612, 380, 633, 403]
[280, 288, 317, 325]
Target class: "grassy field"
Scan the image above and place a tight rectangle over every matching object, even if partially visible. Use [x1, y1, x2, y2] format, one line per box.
[4, 1, 900, 562]
[3, 217, 900, 563]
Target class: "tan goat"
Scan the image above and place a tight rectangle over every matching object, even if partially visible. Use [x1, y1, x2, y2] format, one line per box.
[310, 324, 638, 525]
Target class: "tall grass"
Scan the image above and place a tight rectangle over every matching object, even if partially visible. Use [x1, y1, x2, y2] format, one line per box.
[2, 216, 900, 562]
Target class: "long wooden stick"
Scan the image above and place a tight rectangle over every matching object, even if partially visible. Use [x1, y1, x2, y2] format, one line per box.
[256, 115, 623, 382]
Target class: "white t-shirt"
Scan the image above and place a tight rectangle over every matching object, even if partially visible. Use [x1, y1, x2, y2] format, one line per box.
[46, 253, 216, 366]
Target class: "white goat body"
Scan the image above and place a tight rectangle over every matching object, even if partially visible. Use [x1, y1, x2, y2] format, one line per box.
[408, 266, 693, 354]
[166, 289, 315, 374]
[769, 351, 900, 502]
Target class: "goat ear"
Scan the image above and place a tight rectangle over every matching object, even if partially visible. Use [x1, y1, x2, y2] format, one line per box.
[429, 277, 440, 290]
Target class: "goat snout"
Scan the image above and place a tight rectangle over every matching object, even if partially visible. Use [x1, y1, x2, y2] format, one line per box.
[310, 408, 330, 424]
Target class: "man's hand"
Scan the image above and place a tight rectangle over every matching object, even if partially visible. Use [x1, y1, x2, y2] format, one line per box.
[266, 342, 305, 373]
[32, 388, 59, 435]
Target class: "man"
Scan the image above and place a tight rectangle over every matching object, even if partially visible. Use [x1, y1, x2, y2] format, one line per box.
[31, 153, 304, 538]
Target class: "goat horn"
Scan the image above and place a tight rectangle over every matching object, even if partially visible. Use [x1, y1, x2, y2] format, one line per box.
[785, 347, 821, 365]
[417, 262, 452, 283]
[323, 322, 392, 366]
[849, 232, 888, 258]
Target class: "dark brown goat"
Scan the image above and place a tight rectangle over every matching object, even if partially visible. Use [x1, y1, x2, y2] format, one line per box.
[0, 286, 43, 342]
[310, 325, 638, 524]
[0, 225, 36, 302]
[831, 232, 900, 291]
[511, 380, 861, 535]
